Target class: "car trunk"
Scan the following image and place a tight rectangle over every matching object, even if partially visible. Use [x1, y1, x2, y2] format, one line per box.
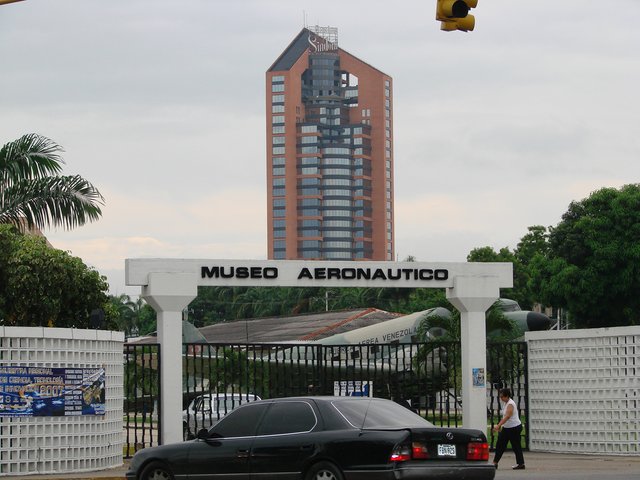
[392, 427, 489, 462]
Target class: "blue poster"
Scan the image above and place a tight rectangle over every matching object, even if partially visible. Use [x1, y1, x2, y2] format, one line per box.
[0, 366, 105, 417]
[472, 367, 485, 388]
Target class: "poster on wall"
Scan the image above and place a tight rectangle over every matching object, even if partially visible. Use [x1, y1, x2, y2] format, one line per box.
[0, 366, 106, 417]
[472, 367, 485, 388]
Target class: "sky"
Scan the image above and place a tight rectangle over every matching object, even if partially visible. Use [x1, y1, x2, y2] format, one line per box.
[1, 0, 639, 297]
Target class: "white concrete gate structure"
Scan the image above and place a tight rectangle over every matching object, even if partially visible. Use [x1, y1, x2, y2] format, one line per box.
[125, 259, 513, 444]
[526, 326, 640, 455]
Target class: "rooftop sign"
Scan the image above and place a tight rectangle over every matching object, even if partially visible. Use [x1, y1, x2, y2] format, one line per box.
[307, 25, 338, 52]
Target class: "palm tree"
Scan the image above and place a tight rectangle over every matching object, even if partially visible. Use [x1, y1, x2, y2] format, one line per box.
[416, 302, 519, 343]
[0, 133, 104, 231]
[412, 303, 523, 406]
[108, 294, 139, 337]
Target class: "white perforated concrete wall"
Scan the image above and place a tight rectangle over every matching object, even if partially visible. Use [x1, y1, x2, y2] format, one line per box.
[526, 326, 640, 455]
[0, 327, 124, 476]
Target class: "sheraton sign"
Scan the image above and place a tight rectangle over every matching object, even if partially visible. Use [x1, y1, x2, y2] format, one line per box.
[307, 26, 339, 53]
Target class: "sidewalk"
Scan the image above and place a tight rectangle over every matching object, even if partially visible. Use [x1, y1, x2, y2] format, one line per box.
[494, 451, 640, 477]
[1, 461, 130, 480]
[3, 452, 640, 480]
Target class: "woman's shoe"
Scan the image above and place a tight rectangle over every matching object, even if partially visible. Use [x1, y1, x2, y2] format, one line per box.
[512, 464, 525, 470]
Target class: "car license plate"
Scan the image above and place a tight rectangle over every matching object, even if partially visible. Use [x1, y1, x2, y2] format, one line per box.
[437, 444, 456, 457]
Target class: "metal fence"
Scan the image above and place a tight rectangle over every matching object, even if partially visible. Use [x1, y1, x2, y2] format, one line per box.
[123, 343, 161, 456]
[486, 341, 529, 450]
[123, 340, 528, 457]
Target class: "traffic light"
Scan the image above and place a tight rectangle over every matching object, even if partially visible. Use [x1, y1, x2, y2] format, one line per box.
[436, 0, 478, 32]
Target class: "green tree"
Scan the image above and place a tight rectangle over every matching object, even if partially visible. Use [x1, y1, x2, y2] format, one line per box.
[531, 184, 640, 327]
[331, 287, 379, 310]
[188, 286, 234, 326]
[514, 225, 550, 309]
[136, 302, 157, 335]
[0, 224, 109, 327]
[416, 302, 518, 343]
[467, 246, 514, 264]
[410, 303, 519, 413]
[466, 229, 552, 311]
[107, 294, 151, 337]
[403, 288, 448, 313]
[515, 225, 549, 263]
[0, 133, 104, 231]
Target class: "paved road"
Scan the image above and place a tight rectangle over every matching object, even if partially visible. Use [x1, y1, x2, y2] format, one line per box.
[8, 451, 640, 480]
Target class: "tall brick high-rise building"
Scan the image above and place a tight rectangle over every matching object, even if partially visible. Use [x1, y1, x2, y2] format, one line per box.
[266, 26, 394, 261]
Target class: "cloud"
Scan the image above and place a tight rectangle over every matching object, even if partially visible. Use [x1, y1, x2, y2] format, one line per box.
[47, 187, 267, 292]
[2, 0, 640, 295]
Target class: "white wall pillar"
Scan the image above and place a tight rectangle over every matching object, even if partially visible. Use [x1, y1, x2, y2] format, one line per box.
[0, 328, 124, 476]
[446, 275, 500, 434]
[142, 272, 197, 444]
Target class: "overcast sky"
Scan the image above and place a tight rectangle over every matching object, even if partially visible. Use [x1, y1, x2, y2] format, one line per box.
[2, 0, 639, 296]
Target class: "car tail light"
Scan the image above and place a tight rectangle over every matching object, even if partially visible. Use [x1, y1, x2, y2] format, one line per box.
[389, 444, 411, 462]
[390, 442, 430, 462]
[411, 442, 429, 459]
[466, 442, 489, 461]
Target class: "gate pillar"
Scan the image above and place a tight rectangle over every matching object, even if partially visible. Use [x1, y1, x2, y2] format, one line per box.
[446, 275, 500, 434]
[142, 272, 197, 444]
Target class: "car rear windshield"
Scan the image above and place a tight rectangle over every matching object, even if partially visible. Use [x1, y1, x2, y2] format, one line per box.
[331, 399, 434, 429]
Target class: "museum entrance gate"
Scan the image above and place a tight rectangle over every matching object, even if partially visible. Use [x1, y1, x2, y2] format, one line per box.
[123, 340, 528, 457]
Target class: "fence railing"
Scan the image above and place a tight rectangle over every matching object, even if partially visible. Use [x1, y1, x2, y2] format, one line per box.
[486, 341, 529, 449]
[123, 343, 161, 456]
[123, 340, 528, 457]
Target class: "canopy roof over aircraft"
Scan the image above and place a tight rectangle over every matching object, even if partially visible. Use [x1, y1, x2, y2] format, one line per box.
[129, 308, 401, 344]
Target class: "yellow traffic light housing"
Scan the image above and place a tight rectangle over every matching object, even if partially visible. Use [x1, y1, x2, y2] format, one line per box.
[436, 0, 477, 32]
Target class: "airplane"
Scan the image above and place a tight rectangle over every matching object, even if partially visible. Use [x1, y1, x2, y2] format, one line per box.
[496, 298, 553, 333]
[175, 300, 551, 404]
[316, 307, 452, 346]
[177, 300, 552, 385]
[284, 299, 553, 369]
[314, 298, 552, 348]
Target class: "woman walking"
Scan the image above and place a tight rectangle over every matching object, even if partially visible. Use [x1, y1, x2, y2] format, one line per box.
[492, 388, 525, 470]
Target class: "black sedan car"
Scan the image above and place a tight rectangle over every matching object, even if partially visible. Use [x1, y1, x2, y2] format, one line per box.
[127, 396, 495, 480]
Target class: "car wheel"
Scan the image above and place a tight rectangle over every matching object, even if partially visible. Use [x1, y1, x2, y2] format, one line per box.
[305, 461, 344, 480]
[140, 461, 174, 480]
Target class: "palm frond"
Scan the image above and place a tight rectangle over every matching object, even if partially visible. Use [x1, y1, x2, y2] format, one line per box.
[0, 175, 104, 231]
[0, 134, 64, 186]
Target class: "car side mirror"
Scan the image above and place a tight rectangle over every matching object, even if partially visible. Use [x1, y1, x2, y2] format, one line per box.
[196, 428, 209, 440]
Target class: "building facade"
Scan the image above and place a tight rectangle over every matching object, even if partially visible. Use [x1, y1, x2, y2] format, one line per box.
[266, 27, 394, 261]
